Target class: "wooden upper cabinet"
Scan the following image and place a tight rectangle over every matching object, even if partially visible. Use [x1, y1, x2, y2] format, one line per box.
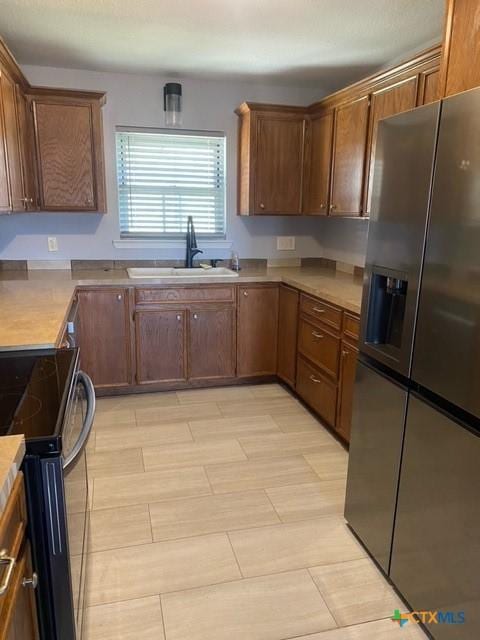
[330, 96, 370, 217]
[15, 86, 37, 210]
[77, 288, 132, 389]
[237, 284, 279, 376]
[236, 103, 306, 215]
[188, 306, 236, 381]
[1, 71, 24, 212]
[439, 0, 480, 97]
[303, 112, 333, 215]
[418, 68, 440, 105]
[30, 91, 106, 212]
[364, 76, 418, 213]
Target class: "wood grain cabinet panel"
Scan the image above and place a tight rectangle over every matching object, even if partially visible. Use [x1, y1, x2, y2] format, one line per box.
[135, 310, 186, 384]
[330, 96, 370, 216]
[336, 341, 358, 443]
[30, 92, 106, 212]
[15, 86, 37, 210]
[235, 103, 306, 216]
[237, 284, 279, 376]
[440, 0, 480, 97]
[188, 306, 236, 381]
[0, 71, 24, 212]
[254, 114, 305, 214]
[418, 68, 440, 106]
[277, 285, 299, 388]
[298, 316, 340, 381]
[303, 112, 333, 215]
[77, 288, 132, 389]
[296, 357, 337, 428]
[364, 76, 418, 213]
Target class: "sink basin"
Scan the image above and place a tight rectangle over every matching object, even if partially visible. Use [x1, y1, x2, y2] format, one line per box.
[127, 267, 239, 279]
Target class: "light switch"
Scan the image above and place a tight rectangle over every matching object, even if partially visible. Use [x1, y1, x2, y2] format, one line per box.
[48, 237, 58, 252]
[277, 236, 296, 250]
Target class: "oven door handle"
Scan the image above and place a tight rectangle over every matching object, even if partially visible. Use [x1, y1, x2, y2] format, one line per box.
[63, 371, 96, 472]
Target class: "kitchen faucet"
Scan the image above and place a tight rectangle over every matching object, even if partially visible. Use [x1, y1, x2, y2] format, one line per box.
[185, 216, 203, 268]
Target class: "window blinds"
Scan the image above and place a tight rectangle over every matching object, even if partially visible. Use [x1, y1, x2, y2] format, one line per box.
[116, 129, 226, 236]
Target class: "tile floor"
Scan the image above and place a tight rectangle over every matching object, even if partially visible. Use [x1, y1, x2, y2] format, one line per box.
[84, 383, 427, 640]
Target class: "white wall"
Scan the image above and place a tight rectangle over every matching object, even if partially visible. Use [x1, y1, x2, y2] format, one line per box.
[0, 64, 368, 265]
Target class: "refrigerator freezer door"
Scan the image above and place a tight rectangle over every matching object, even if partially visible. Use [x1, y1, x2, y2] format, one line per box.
[344, 360, 408, 573]
[413, 89, 480, 418]
[391, 394, 480, 639]
[360, 103, 440, 376]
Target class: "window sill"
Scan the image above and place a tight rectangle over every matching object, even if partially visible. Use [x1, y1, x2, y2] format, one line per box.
[113, 238, 232, 250]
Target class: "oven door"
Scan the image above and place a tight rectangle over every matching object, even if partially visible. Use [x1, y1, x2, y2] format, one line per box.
[62, 371, 95, 640]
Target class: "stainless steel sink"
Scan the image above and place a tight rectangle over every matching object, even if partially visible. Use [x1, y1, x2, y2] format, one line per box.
[127, 267, 239, 279]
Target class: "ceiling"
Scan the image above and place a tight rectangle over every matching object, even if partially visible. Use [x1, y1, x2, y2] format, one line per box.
[2, 0, 445, 90]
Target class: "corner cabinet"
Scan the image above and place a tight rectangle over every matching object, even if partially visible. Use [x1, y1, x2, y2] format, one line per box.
[236, 103, 306, 215]
[28, 89, 107, 212]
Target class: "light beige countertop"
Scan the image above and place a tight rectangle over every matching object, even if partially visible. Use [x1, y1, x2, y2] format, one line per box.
[0, 265, 363, 351]
[0, 435, 25, 515]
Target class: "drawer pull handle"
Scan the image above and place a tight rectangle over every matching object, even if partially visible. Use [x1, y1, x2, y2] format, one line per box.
[312, 331, 324, 339]
[22, 572, 38, 590]
[309, 374, 322, 384]
[313, 307, 325, 314]
[0, 549, 16, 596]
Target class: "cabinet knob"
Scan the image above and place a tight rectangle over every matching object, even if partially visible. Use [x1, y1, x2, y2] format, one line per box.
[117, 294, 122, 301]
[21, 197, 34, 204]
[329, 204, 337, 211]
[320, 202, 326, 209]
[22, 572, 38, 590]
[342, 350, 349, 357]
[193, 313, 198, 320]
[176, 314, 182, 321]
[259, 203, 265, 210]
[85, 197, 93, 206]
[243, 291, 248, 297]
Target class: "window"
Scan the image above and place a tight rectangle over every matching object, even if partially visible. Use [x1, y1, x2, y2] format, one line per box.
[116, 128, 226, 237]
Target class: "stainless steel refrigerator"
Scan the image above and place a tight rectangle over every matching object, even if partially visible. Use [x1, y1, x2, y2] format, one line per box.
[345, 88, 480, 639]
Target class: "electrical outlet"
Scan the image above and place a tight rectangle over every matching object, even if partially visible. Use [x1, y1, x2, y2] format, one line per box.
[47, 237, 58, 252]
[277, 236, 296, 251]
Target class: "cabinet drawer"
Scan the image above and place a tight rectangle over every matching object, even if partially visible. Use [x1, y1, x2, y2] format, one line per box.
[296, 357, 337, 427]
[136, 286, 235, 305]
[298, 316, 340, 380]
[0, 473, 27, 622]
[343, 312, 360, 342]
[300, 294, 342, 330]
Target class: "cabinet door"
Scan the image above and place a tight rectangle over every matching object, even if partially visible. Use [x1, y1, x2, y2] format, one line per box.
[77, 289, 132, 389]
[336, 342, 358, 443]
[330, 96, 369, 216]
[15, 86, 37, 210]
[365, 76, 418, 213]
[237, 285, 279, 377]
[441, 0, 480, 97]
[418, 68, 440, 106]
[33, 101, 96, 210]
[0, 70, 24, 211]
[254, 114, 305, 214]
[3, 542, 39, 640]
[277, 285, 299, 388]
[188, 306, 236, 381]
[304, 112, 333, 215]
[135, 310, 186, 384]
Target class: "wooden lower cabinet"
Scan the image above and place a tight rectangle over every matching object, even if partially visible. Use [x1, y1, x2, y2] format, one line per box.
[336, 341, 359, 442]
[188, 306, 236, 381]
[77, 288, 133, 389]
[237, 284, 279, 377]
[296, 357, 337, 427]
[277, 285, 299, 388]
[135, 309, 186, 384]
[0, 474, 39, 640]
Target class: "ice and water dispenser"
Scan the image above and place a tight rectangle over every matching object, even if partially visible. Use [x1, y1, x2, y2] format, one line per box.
[365, 269, 408, 355]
